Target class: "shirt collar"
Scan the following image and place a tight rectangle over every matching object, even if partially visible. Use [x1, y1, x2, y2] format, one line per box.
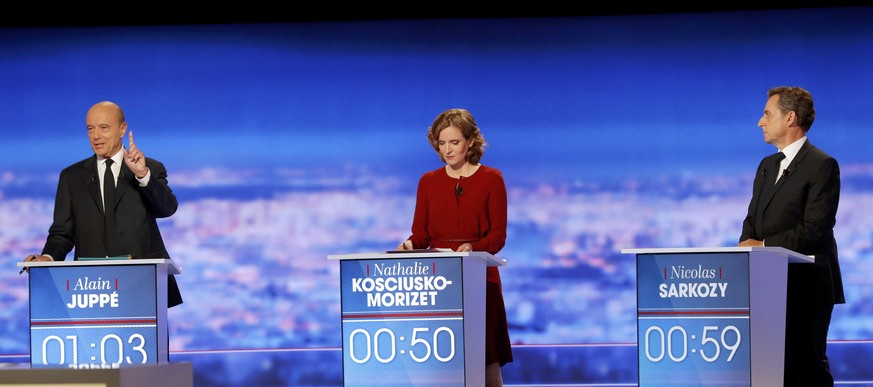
[98, 149, 124, 166]
[779, 136, 806, 164]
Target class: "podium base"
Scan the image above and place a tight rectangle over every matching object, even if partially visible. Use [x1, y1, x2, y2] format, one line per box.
[0, 362, 192, 387]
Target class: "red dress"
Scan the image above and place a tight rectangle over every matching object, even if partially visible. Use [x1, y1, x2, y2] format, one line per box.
[406, 165, 513, 366]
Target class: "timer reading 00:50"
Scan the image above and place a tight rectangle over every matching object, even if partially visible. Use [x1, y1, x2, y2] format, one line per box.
[348, 326, 456, 364]
[642, 325, 742, 363]
[39, 333, 149, 367]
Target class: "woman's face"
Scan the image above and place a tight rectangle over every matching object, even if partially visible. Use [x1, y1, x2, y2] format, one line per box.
[438, 125, 469, 169]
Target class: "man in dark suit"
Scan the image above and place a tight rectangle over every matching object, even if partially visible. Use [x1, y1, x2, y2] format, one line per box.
[739, 86, 843, 386]
[23, 100, 182, 308]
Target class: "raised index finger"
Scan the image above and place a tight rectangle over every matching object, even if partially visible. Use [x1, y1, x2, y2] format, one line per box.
[128, 131, 136, 150]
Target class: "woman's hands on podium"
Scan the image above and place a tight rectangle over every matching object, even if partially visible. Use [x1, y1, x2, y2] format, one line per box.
[397, 240, 412, 250]
[395, 241, 472, 251]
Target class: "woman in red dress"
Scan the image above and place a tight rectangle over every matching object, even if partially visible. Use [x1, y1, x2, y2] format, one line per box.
[397, 108, 513, 386]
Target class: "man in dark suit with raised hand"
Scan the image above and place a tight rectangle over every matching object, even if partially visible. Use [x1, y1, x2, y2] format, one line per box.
[23, 100, 182, 308]
[738, 86, 843, 386]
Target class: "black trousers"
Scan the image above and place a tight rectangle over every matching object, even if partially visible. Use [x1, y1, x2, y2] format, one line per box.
[783, 264, 835, 387]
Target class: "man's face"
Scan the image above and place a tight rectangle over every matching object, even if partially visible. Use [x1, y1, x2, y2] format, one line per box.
[86, 105, 126, 159]
[758, 95, 791, 148]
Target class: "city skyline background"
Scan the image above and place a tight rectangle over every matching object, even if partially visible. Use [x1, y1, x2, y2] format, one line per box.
[2, 7, 873, 386]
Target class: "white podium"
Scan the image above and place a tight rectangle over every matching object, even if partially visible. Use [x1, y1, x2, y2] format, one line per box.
[622, 247, 813, 387]
[328, 251, 505, 386]
[18, 258, 180, 368]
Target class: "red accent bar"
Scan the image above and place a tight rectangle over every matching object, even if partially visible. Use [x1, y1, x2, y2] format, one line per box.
[638, 310, 749, 316]
[343, 311, 464, 319]
[31, 319, 158, 326]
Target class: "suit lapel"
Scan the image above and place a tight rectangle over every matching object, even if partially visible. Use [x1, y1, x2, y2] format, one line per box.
[757, 139, 813, 217]
[786, 140, 812, 181]
[84, 156, 104, 213]
[758, 153, 783, 209]
[115, 162, 132, 206]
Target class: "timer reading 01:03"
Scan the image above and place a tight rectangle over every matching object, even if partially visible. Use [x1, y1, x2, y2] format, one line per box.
[642, 325, 742, 363]
[39, 333, 149, 367]
[349, 326, 456, 364]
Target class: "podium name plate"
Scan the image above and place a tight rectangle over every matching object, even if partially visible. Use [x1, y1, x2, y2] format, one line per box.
[26, 260, 170, 369]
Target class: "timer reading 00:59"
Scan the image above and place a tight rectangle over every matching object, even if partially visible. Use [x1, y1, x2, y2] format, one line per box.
[642, 325, 742, 363]
[39, 333, 149, 366]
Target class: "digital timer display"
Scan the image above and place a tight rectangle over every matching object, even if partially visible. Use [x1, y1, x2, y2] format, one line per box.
[29, 264, 162, 368]
[33, 331, 152, 367]
[637, 252, 752, 386]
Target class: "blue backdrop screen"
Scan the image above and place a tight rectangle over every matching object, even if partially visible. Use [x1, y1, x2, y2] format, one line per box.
[2, 7, 873, 385]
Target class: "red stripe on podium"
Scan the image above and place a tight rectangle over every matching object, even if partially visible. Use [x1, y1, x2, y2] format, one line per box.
[638, 310, 749, 316]
[31, 319, 158, 326]
[343, 311, 463, 320]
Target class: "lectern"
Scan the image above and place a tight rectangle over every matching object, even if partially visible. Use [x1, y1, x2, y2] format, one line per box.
[18, 258, 180, 369]
[621, 247, 813, 387]
[327, 250, 506, 387]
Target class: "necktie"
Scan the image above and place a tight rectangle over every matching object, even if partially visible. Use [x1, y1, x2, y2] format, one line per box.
[103, 159, 116, 254]
[774, 152, 786, 184]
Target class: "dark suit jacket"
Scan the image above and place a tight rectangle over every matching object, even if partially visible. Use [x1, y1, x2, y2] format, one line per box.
[740, 139, 845, 305]
[42, 154, 183, 307]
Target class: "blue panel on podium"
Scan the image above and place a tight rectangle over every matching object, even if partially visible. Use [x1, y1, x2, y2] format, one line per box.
[30, 265, 159, 368]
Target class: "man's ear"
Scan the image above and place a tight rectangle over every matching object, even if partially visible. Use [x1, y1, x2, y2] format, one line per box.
[786, 111, 797, 127]
[119, 122, 128, 142]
